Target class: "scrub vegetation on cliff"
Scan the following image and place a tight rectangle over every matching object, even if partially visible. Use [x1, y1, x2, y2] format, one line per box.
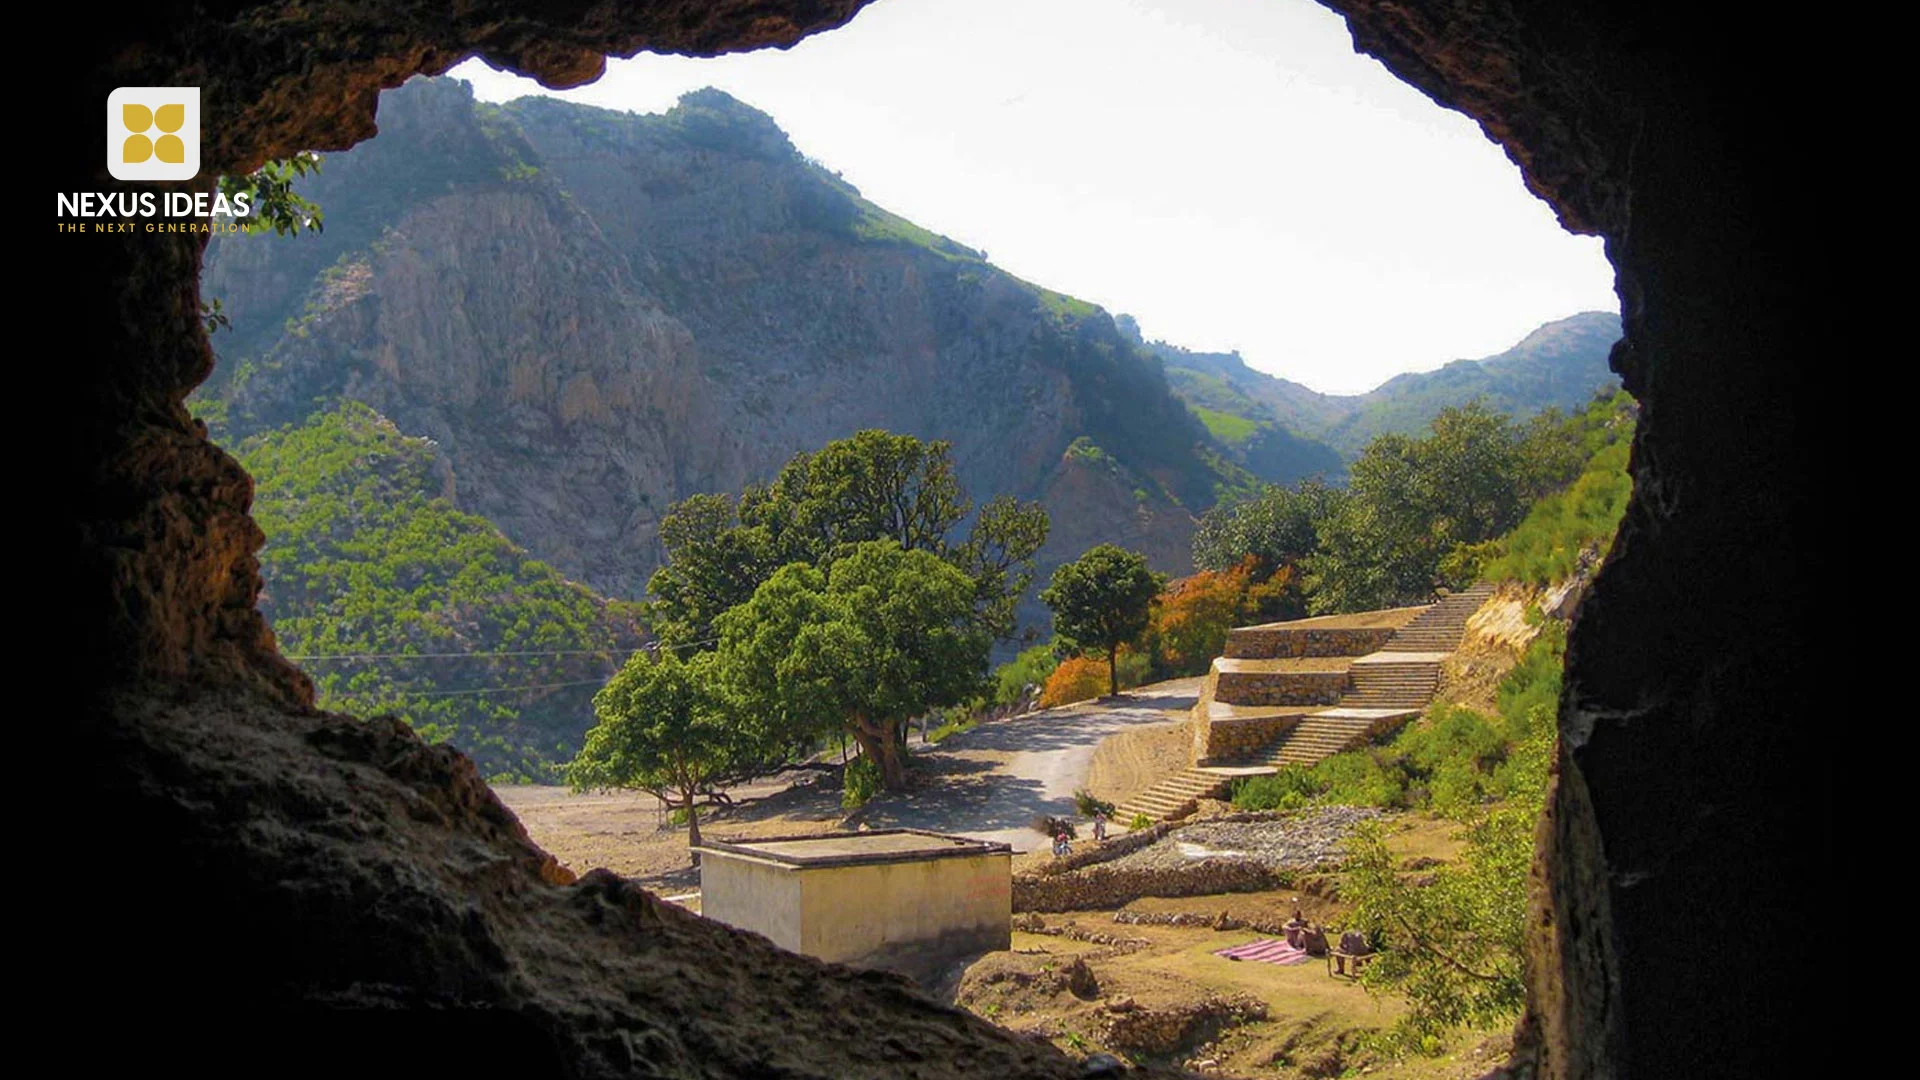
[234, 401, 643, 779]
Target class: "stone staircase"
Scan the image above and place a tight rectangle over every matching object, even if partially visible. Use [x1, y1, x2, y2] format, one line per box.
[1117, 583, 1498, 825]
[1113, 767, 1237, 825]
[1241, 711, 1381, 768]
[1342, 657, 1440, 707]
[1380, 582, 1496, 652]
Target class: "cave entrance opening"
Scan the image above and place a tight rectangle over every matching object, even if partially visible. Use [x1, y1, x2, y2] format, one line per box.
[65, 2, 1816, 1077]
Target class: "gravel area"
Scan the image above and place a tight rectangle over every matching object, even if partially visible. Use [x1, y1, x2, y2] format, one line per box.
[1107, 807, 1383, 872]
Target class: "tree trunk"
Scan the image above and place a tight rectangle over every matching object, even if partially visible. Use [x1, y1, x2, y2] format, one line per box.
[684, 789, 701, 868]
[851, 721, 909, 791]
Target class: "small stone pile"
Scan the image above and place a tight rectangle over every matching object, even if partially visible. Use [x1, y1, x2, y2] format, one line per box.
[1107, 806, 1382, 874]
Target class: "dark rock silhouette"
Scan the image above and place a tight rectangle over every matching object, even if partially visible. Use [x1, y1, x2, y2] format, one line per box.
[51, 1, 1821, 1076]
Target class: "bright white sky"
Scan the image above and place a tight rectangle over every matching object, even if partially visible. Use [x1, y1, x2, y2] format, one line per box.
[448, 0, 1615, 395]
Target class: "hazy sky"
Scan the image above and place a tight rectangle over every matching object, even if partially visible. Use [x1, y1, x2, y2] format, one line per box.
[449, 0, 1615, 395]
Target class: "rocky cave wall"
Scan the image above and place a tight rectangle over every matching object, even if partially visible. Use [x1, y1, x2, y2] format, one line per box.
[56, 1, 1817, 1077]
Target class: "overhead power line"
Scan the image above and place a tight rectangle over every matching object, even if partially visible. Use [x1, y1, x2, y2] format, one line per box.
[287, 647, 620, 661]
[391, 678, 610, 698]
[286, 637, 720, 663]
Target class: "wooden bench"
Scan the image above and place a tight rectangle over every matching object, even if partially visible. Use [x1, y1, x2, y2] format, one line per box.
[1327, 948, 1375, 978]
[1327, 930, 1375, 978]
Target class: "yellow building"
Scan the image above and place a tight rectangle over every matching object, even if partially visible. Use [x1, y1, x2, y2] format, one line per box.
[695, 829, 1011, 979]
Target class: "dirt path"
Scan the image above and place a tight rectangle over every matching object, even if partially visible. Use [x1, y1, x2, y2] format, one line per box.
[494, 677, 1202, 884]
[851, 677, 1203, 851]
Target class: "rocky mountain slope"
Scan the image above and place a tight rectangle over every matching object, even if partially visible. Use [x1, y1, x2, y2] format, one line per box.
[1150, 310, 1620, 465]
[201, 77, 1222, 618]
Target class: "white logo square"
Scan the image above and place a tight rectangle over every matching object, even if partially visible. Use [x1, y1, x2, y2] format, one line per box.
[108, 87, 200, 181]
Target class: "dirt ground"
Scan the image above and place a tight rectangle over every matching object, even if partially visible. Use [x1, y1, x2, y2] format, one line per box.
[946, 814, 1489, 1079]
[1084, 719, 1192, 809]
[494, 771, 851, 892]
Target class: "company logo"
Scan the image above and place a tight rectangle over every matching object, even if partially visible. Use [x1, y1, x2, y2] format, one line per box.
[108, 87, 199, 181]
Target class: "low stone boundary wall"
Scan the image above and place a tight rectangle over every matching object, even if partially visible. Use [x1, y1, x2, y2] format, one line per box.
[1010, 912, 1152, 952]
[1097, 993, 1269, 1056]
[1013, 857, 1290, 913]
[1223, 626, 1397, 659]
[1112, 909, 1294, 936]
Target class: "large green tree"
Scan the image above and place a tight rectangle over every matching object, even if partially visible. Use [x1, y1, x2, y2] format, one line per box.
[1041, 544, 1165, 696]
[716, 540, 989, 790]
[567, 650, 745, 863]
[647, 430, 1048, 648]
[1307, 403, 1531, 613]
[1192, 477, 1345, 576]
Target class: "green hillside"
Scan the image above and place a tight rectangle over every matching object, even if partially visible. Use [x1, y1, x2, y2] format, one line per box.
[232, 401, 644, 780]
[1146, 311, 1621, 471]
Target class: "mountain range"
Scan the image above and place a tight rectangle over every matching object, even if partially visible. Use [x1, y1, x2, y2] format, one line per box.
[200, 76, 1619, 644]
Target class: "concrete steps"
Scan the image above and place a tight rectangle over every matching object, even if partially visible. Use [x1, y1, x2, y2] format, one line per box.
[1342, 657, 1440, 707]
[1380, 582, 1496, 653]
[1114, 767, 1238, 824]
[1245, 709, 1419, 768]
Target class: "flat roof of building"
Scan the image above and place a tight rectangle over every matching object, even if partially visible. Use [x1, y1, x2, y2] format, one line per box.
[695, 829, 1011, 869]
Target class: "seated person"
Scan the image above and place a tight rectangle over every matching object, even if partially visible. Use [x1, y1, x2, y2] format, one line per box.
[1283, 901, 1308, 947]
[1300, 925, 1330, 957]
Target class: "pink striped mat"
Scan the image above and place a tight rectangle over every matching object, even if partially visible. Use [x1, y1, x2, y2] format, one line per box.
[1214, 938, 1308, 965]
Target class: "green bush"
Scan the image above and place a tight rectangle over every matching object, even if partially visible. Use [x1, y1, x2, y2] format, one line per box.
[1231, 765, 1323, 811]
[1312, 750, 1408, 808]
[993, 644, 1059, 706]
[1115, 647, 1154, 690]
[841, 756, 881, 809]
[1073, 789, 1117, 818]
[1128, 813, 1154, 831]
[1482, 392, 1635, 587]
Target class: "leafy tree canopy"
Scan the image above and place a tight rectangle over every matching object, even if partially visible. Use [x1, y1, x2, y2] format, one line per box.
[1041, 543, 1165, 696]
[568, 649, 739, 859]
[716, 539, 991, 790]
[648, 429, 1047, 648]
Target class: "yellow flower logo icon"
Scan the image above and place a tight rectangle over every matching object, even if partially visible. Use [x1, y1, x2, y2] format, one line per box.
[108, 87, 199, 181]
[123, 102, 186, 164]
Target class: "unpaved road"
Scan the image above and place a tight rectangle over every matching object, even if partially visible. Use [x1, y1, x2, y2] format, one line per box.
[493, 677, 1202, 883]
[852, 677, 1202, 852]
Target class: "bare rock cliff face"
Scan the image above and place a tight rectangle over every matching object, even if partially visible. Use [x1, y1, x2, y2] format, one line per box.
[201, 77, 1206, 605]
[54, 1, 1820, 1077]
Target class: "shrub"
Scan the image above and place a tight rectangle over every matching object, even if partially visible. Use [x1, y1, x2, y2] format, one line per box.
[1482, 394, 1635, 587]
[1312, 750, 1407, 808]
[1128, 812, 1153, 831]
[1148, 563, 1253, 675]
[841, 755, 881, 809]
[1031, 814, 1077, 839]
[1073, 789, 1117, 818]
[1039, 655, 1109, 707]
[1232, 765, 1322, 811]
[1115, 646, 1153, 689]
[993, 644, 1058, 706]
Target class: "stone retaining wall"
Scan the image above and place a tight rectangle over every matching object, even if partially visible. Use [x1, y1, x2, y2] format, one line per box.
[1213, 668, 1349, 706]
[1199, 713, 1298, 763]
[1223, 626, 1397, 659]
